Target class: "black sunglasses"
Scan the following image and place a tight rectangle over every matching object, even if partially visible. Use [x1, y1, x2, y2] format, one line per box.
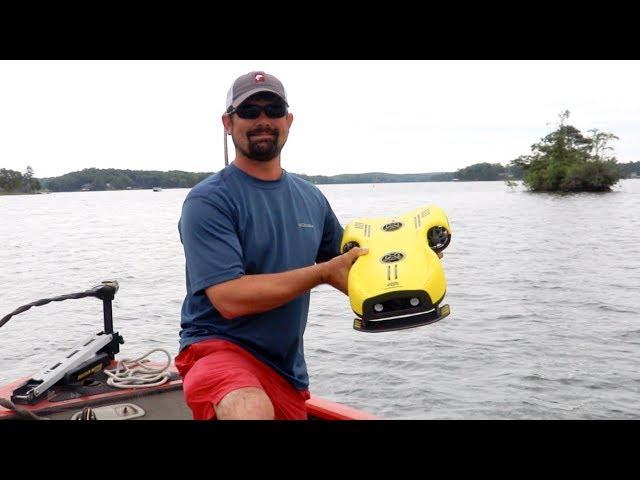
[230, 103, 288, 119]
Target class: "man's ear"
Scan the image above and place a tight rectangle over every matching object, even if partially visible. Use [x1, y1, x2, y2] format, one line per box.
[222, 114, 233, 134]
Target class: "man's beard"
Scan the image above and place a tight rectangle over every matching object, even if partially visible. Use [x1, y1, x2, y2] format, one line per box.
[233, 128, 282, 162]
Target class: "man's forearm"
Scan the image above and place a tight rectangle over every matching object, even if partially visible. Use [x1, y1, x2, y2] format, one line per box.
[206, 263, 326, 319]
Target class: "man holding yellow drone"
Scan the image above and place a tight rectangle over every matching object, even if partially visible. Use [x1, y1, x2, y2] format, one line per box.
[176, 70, 450, 421]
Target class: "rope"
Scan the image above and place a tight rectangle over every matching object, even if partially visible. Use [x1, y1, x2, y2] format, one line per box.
[0, 347, 172, 419]
[0, 397, 49, 420]
[103, 348, 172, 389]
[1, 289, 102, 329]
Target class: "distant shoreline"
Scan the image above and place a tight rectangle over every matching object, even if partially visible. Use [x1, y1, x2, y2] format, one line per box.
[7, 160, 636, 194]
[3, 180, 460, 195]
[3, 178, 639, 196]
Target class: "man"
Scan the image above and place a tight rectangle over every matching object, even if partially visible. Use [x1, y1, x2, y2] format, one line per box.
[176, 71, 368, 420]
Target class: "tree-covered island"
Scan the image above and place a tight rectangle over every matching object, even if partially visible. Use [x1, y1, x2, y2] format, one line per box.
[511, 111, 625, 192]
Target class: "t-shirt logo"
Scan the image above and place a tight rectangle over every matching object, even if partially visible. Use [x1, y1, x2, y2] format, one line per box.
[298, 223, 314, 228]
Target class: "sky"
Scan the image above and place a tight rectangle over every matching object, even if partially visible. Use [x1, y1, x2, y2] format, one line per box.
[1, 60, 639, 178]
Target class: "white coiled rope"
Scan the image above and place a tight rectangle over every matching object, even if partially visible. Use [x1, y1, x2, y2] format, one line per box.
[104, 348, 172, 389]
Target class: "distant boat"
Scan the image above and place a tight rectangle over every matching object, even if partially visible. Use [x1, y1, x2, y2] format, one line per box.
[152, 187, 162, 192]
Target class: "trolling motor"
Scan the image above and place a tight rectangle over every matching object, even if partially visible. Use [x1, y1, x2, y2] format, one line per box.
[1, 281, 125, 404]
[341, 204, 452, 333]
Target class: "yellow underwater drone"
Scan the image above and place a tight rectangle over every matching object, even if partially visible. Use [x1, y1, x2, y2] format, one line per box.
[341, 204, 452, 333]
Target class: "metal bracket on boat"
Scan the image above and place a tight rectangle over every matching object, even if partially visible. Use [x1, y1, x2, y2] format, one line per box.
[11, 331, 123, 404]
[6, 281, 125, 405]
[70, 403, 145, 420]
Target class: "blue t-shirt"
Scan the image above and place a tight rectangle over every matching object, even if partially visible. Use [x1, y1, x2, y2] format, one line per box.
[178, 162, 343, 390]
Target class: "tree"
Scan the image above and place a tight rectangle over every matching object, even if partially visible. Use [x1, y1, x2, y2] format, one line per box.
[0, 167, 40, 193]
[24, 165, 41, 191]
[588, 129, 619, 161]
[511, 110, 622, 192]
[0, 169, 23, 192]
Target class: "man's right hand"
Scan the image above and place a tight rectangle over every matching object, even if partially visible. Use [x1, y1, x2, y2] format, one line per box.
[318, 247, 369, 295]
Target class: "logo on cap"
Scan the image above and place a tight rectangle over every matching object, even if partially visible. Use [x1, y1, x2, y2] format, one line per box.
[255, 74, 266, 83]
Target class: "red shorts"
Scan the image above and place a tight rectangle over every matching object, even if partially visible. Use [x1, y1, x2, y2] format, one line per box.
[175, 338, 310, 420]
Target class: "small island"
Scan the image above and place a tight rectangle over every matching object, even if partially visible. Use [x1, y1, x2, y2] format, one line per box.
[511, 110, 624, 192]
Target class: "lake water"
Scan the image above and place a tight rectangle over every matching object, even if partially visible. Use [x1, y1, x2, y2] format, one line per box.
[1, 180, 639, 419]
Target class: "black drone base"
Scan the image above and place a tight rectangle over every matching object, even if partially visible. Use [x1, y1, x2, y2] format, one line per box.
[353, 304, 450, 333]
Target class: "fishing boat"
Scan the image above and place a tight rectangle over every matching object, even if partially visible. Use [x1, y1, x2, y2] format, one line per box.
[0, 281, 378, 421]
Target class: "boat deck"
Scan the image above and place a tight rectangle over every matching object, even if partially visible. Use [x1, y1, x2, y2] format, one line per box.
[0, 365, 378, 420]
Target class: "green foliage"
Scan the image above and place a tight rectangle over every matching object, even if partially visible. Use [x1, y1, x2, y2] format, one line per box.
[292, 171, 455, 184]
[450, 162, 523, 182]
[560, 160, 623, 191]
[618, 161, 640, 178]
[40, 168, 214, 192]
[454, 162, 506, 181]
[511, 110, 623, 192]
[506, 163, 523, 179]
[0, 166, 41, 193]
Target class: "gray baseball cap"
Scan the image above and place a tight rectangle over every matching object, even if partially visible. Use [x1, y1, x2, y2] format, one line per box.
[225, 71, 288, 112]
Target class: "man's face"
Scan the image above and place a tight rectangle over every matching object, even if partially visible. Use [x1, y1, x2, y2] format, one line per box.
[227, 94, 293, 162]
